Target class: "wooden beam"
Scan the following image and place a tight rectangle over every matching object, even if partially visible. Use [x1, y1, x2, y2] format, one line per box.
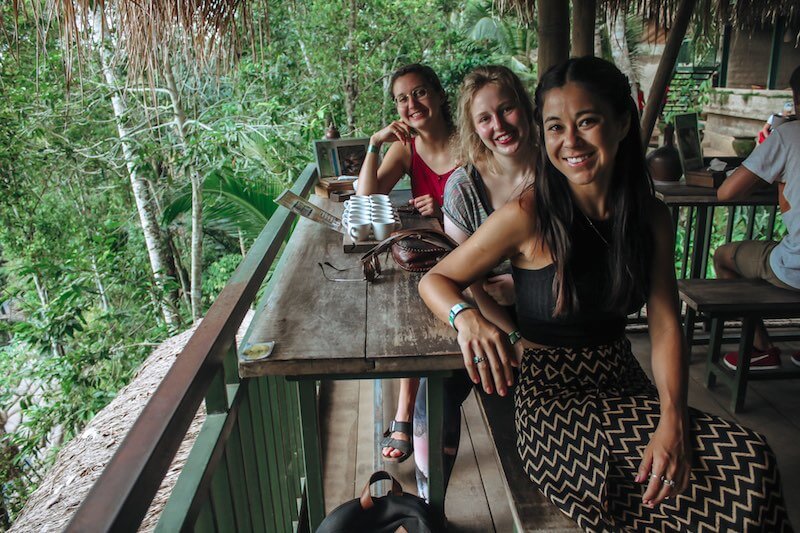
[538, 0, 570, 76]
[571, 0, 596, 58]
[718, 23, 731, 87]
[767, 17, 785, 90]
[640, 0, 698, 147]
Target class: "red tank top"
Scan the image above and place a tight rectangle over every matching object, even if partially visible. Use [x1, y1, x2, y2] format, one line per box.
[409, 137, 456, 206]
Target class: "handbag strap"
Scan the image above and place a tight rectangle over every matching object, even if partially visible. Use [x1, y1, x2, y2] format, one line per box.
[359, 470, 403, 510]
[359, 228, 457, 265]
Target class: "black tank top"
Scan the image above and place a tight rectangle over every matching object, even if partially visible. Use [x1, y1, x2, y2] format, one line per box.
[513, 213, 640, 347]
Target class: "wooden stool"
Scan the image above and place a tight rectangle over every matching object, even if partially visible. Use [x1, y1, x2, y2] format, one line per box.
[678, 279, 800, 412]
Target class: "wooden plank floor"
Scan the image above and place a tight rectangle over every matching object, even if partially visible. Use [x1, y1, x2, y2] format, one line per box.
[320, 331, 800, 530]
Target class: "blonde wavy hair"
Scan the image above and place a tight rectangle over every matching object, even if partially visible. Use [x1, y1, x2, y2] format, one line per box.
[455, 65, 537, 172]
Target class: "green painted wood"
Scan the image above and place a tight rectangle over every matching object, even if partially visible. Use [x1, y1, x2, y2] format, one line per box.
[224, 343, 240, 385]
[238, 396, 270, 531]
[208, 455, 237, 533]
[718, 24, 731, 87]
[426, 375, 445, 520]
[298, 380, 325, 530]
[246, 378, 278, 532]
[257, 377, 288, 530]
[281, 378, 302, 505]
[155, 414, 226, 532]
[193, 500, 215, 533]
[205, 367, 229, 415]
[268, 375, 296, 526]
[225, 422, 253, 532]
[286, 379, 304, 496]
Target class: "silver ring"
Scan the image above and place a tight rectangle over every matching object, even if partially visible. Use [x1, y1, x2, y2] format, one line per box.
[472, 356, 487, 364]
[660, 476, 676, 487]
[650, 473, 661, 480]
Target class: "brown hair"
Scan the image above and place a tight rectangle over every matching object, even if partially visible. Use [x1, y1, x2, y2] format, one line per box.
[389, 63, 453, 130]
[455, 65, 537, 171]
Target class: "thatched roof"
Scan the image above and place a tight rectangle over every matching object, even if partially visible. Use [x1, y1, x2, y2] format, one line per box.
[498, 0, 799, 36]
[9, 311, 253, 532]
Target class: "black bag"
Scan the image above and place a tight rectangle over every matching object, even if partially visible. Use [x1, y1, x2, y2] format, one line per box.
[315, 471, 446, 533]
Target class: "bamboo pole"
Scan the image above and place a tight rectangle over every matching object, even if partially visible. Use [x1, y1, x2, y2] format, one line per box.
[640, 0, 697, 147]
[538, 0, 570, 76]
[571, 0, 596, 58]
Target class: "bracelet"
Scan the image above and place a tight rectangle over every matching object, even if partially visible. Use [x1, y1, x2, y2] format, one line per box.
[367, 144, 380, 154]
[507, 330, 521, 345]
[448, 302, 475, 331]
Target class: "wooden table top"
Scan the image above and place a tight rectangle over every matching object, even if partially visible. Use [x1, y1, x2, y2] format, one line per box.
[239, 194, 462, 378]
[654, 182, 777, 206]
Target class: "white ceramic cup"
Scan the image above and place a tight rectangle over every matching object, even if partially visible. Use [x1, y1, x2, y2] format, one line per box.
[370, 194, 391, 204]
[348, 220, 373, 242]
[370, 206, 394, 218]
[372, 217, 400, 241]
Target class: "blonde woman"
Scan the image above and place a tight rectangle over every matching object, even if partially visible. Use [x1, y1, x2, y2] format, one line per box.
[413, 66, 536, 498]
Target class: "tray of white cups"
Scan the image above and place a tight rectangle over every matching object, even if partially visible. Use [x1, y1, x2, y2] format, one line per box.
[341, 194, 402, 252]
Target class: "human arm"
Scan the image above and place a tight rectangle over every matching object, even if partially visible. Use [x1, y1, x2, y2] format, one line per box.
[356, 122, 413, 195]
[420, 200, 533, 395]
[483, 274, 515, 306]
[717, 165, 764, 202]
[443, 216, 523, 364]
[636, 200, 691, 508]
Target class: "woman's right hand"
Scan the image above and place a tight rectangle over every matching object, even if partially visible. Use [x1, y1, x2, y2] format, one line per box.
[371, 120, 414, 147]
[453, 309, 515, 396]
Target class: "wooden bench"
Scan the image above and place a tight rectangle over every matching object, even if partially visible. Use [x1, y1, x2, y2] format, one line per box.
[678, 278, 800, 412]
[475, 392, 580, 533]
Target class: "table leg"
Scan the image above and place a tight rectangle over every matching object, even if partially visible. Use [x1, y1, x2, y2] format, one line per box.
[732, 318, 756, 413]
[690, 206, 709, 279]
[297, 380, 325, 530]
[706, 317, 723, 388]
[426, 374, 445, 520]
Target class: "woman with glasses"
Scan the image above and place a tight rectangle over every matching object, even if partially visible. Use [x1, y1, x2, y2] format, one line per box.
[358, 63, 458, 464]
[419, 57, 791, 532]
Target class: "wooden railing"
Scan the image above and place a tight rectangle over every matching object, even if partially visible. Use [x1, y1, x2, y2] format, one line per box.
[65, 163, 319, 533]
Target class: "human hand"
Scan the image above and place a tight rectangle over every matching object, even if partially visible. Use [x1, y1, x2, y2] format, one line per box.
[410, 195, 441, 219]
[453, 309, 515, 396]
[635, 414, 691, 508]
[371, 120, 414, 147]
[483, 274, 515, 306]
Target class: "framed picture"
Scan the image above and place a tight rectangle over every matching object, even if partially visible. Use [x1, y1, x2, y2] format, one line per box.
[674, 112, 704, 171]
[313, 137, 370, 178]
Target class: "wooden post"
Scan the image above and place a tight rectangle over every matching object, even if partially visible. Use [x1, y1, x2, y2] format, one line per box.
[640, 0, 697, 147]
[718, 24, 731, 87]
[767, 17, 785, 90]
[538, 0, 570, 76]
[571, 0, 596, 58]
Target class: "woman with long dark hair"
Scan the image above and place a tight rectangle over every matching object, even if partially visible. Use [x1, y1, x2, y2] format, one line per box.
[358, 63, 459, 463]
[419, 57, 791, 531]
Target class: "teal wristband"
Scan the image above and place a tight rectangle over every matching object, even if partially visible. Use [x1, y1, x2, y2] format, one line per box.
[508, 330, 521, 345]
[367, 144, 380, 154]
[448, 302, 475, 331]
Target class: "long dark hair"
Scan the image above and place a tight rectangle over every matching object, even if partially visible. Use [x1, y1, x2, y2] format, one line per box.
[533, 56, 654, 317]
[389, 63, 454, 131]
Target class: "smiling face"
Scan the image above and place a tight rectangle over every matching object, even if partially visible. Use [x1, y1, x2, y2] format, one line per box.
[392, 72, 442, 129]
[470, 82, 529, 158]
[541, 82, 630, 191]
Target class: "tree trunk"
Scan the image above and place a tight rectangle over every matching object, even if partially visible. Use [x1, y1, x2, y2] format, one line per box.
[607, 11, 638, 97]
[641, 0, 697, 146]
[164, 62, 202, 321]
[537, 0, 569, 77]
[343, 0, 359, 132]
[90, 7, 180, 328]
[594, 12, 604, 57]
[571, 0, 596, 57]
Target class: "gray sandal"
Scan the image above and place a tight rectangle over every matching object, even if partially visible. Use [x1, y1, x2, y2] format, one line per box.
[379, 420, 413, 463]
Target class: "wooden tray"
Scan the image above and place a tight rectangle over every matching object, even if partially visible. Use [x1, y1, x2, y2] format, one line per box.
[342, 212, 440, 253]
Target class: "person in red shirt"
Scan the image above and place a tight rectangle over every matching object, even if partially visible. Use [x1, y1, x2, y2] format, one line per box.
[358, 64, 458, 463]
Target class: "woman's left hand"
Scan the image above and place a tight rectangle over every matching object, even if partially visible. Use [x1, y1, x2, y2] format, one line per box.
[635, 414, 691, 508]
[410, 194, 441, 219]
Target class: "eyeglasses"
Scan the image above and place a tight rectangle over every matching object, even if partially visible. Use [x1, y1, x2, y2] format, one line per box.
[393, 87, 429, 106]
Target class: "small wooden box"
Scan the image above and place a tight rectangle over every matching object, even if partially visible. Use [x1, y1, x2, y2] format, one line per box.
[315, 177, 355, 198]
[685, 169, 726, 188]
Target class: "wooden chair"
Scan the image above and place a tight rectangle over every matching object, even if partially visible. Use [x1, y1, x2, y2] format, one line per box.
[678, 279, 800, 412]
